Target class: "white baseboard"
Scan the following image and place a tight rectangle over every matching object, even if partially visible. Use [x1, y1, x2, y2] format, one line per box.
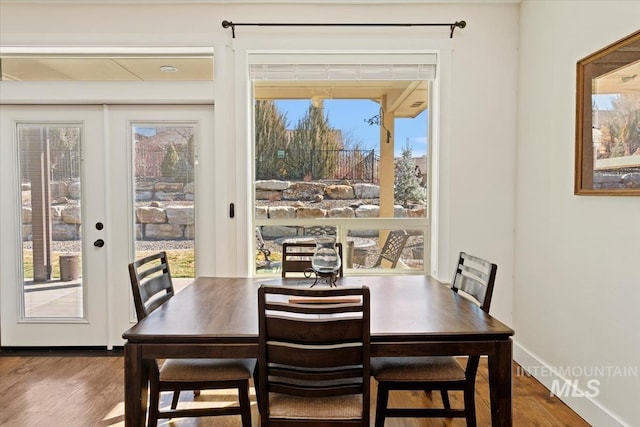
[513, 341, 628, 427]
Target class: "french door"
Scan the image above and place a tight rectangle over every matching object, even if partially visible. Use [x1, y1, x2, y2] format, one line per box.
[0, 105, 214, 347]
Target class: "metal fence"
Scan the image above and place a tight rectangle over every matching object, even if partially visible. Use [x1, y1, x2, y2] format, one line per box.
[25, 147, 380, 184]
[256, 149, 379, 183]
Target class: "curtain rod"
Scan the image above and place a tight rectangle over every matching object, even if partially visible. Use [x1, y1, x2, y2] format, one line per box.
[221, 20, 466, 39]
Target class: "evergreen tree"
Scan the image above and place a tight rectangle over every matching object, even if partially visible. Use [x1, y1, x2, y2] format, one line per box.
[254, 100, 289, 179]
[287, 101, 342, 180]
[161, 144, 179, 178]
[394, 142, 424, 206]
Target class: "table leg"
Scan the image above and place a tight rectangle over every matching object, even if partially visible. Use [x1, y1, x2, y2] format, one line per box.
[124, 343, 148, 427]
[488, 339, 513, 427]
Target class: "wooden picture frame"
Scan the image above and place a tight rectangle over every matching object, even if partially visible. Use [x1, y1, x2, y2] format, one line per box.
[575, 29, 640, 195]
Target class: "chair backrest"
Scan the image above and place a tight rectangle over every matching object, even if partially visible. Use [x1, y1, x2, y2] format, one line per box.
[257, 285, 370, 423]
[303, 225, 337, 237]
[281, 242, 343, 278]
[372, 230, 409, 268]
[451, 252, 498, 380]
[128, 251, 174, 321]
[451, 252, 498, 313]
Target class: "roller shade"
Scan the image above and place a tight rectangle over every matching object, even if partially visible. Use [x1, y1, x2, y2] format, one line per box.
[249, 53, 436, 81]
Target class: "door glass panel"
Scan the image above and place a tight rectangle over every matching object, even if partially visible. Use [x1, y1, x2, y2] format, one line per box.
[18, 124, 83, 318]
[133, 124, 195, 290]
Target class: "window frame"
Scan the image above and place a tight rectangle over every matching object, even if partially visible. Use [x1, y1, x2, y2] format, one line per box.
[247, 51, 436, 276]
[575, 29, 640, 196]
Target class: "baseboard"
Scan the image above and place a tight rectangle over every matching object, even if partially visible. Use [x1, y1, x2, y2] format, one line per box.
[514, 341, 628, 427]
[0, 346, 123, 357]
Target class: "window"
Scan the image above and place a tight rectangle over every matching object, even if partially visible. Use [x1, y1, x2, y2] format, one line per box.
[575, 29, 640, 195]
[251, 53, 433, 275]
[132, 124, 196, 286]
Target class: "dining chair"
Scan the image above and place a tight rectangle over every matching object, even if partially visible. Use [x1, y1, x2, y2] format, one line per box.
[281, 242, 344, 278]
[303, 225, 337, 237]
[355, 229, 409, 269]
[128, 252, 253, 427]
[371, 251, 498, 427]
[256, 226, 278, 271]
[257, 285, 370, 426]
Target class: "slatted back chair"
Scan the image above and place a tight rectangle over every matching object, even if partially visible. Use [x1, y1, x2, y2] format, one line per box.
[128, 252, 253, 427]
[371, 230, 409, 268]
[129, 251, 174, 321]
[281, 242, 344, 278]
[257, 285, 370, 426]
[371, 251, 497, 427]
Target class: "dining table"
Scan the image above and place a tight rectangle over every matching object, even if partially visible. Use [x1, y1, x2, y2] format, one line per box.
[122, 275, 514, 426]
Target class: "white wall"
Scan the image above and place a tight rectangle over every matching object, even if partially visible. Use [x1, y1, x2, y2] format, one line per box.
[516, 1, 640, 426]
[0, 0, 519, 326]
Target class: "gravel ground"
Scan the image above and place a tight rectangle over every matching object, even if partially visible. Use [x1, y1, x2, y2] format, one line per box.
[23, 239, 194, 252]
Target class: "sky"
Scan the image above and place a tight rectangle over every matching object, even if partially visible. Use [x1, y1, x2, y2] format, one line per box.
[275, 99, 428, 158]
[593, 94, 617, 110]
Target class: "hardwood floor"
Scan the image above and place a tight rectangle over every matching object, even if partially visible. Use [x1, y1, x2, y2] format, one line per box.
[0, 351, 590, 427]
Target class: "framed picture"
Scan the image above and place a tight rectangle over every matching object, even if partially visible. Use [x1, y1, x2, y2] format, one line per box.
[575, 29, 640, 195]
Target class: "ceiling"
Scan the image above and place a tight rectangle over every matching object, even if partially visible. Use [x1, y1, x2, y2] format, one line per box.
[0, 55, 428, 117]
[1, 57, 215, 81]
[594, 59, 640, 95]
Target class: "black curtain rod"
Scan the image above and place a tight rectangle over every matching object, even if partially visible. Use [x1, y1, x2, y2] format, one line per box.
[221, 20, 466, 39]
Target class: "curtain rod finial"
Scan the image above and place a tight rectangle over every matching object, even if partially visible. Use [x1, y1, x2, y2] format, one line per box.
[450, 20, 466, 38]
[221, 20, 236, 38]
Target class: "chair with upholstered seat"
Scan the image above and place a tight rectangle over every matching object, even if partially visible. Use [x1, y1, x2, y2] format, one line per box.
[371, 252, 497, 427]
[257, 285, 370, 426]
[128, 252, 253, 427]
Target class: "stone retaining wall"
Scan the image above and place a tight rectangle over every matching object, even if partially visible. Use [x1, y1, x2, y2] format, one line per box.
[21, 179, 426, 241]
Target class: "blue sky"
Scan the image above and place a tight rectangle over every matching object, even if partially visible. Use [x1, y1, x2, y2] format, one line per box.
[593, 94, 616, 110]
[275, 99, 428, 157]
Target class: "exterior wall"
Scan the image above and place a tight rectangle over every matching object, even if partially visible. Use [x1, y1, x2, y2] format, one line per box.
[516, 1, 640, 426]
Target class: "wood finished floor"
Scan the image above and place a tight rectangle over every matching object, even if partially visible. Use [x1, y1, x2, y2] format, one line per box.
[0, 352, 591, 427]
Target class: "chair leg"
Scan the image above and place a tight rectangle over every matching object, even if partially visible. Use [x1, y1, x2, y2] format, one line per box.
[464, 385, 477, 427]
[375, 382, 389, 427]
[170, 391, 180, 410]
[441, 390, 451, 409]
[148, 381, 160, 427]
[239, 381, 252, 427]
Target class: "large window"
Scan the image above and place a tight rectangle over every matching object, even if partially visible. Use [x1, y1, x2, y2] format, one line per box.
[251, 54, 433, 275]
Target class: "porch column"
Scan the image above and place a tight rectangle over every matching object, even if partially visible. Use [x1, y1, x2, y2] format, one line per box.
[25, 127, 53, 282]
[379, 94, 395, 219]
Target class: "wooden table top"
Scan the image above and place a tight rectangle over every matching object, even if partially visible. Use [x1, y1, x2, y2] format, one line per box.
[123, 275, 513, 345]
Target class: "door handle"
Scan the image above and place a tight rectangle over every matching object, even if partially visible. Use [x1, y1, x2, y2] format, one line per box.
[93, 239, 105, 248]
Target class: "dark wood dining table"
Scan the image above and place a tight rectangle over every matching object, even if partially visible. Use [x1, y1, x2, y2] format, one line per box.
[122, 275, 514, 426]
